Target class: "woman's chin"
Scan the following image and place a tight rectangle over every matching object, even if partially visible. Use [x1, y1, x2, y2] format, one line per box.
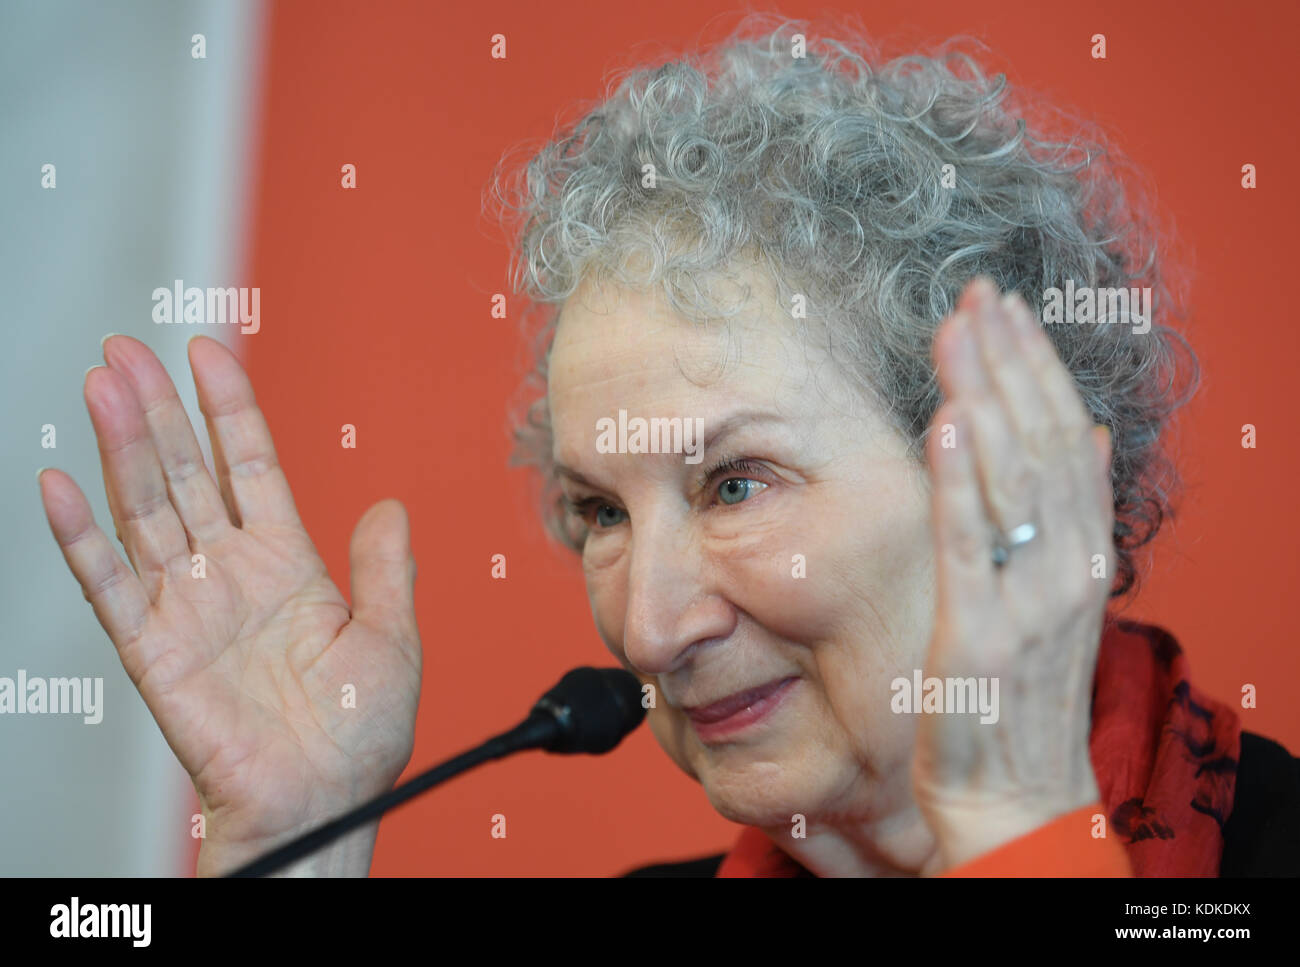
[692, 751, 840, 829]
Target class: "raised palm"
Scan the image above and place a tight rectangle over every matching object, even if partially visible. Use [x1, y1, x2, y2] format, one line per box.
[38, 335, 421, 875]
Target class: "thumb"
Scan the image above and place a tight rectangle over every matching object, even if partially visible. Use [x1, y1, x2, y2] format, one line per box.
[349, 498, 418, 643]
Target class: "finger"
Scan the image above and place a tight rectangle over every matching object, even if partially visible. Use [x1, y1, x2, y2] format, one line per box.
[85, 365, 193, 588]
[927, 401, 997, 614]
[933, 303, 992, 403]
[102, 335, 234, 545]
[188, 336, 303, 530]
[966, 283, 1078, 540]
[935, 289, 1034, 532]
[1004, 294, 1111, 536]
[964, 396, 1045, 538]
[982, 297, 1112, 608]
[1004, 294, 1092, 432]
[349, 500, 419, 651]
[971, 288, 1057, 460]
[39, 468, 151, 655]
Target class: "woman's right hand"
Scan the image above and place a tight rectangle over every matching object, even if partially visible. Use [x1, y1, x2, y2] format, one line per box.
[38, 335, 422, 876]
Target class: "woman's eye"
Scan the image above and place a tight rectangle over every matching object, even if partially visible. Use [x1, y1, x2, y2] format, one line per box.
[717, 477, 766, 505]
[564, 496, 627, 531]
[594, 504, 626, 527]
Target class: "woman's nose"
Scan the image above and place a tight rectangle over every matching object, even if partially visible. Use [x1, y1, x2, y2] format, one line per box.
[621, 514, 735, 675]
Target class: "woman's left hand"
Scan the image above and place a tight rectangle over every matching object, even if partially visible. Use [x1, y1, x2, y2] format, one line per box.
[912, 277, 1116, 870]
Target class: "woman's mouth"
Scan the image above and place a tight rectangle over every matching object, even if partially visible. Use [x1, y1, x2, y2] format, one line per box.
[684, 677, 798, 743]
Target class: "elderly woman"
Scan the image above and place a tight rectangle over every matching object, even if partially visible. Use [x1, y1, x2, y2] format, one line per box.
[37, 19, 1296, 877]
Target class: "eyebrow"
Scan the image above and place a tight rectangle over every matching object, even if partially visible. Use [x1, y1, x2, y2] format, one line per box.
[552, 408, 791, 486]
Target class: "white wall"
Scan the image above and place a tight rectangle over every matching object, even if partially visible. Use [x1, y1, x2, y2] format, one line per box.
[0, 0, 265, 874]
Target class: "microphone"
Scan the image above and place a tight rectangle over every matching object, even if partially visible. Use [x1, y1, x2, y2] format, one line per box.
[227, 666, 646, 877]
[530, 665, 648, 754]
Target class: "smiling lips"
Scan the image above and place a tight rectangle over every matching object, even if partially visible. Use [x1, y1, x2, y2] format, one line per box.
[683, 676, 798, 741]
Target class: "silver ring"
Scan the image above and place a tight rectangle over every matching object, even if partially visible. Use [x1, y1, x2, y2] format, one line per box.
[992, 521, 1038, 568]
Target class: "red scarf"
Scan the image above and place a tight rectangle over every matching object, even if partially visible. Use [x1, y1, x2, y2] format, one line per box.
[717, 619, 1241, 876]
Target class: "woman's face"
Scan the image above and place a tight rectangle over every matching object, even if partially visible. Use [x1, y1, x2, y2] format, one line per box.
[547, 266, 938, 829]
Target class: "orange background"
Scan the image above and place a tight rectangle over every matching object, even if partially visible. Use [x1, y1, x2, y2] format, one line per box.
[222, 0, 1300, 874]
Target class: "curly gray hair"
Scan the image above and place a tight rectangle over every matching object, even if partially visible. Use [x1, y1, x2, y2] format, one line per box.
[489, 13, 1197, 598]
